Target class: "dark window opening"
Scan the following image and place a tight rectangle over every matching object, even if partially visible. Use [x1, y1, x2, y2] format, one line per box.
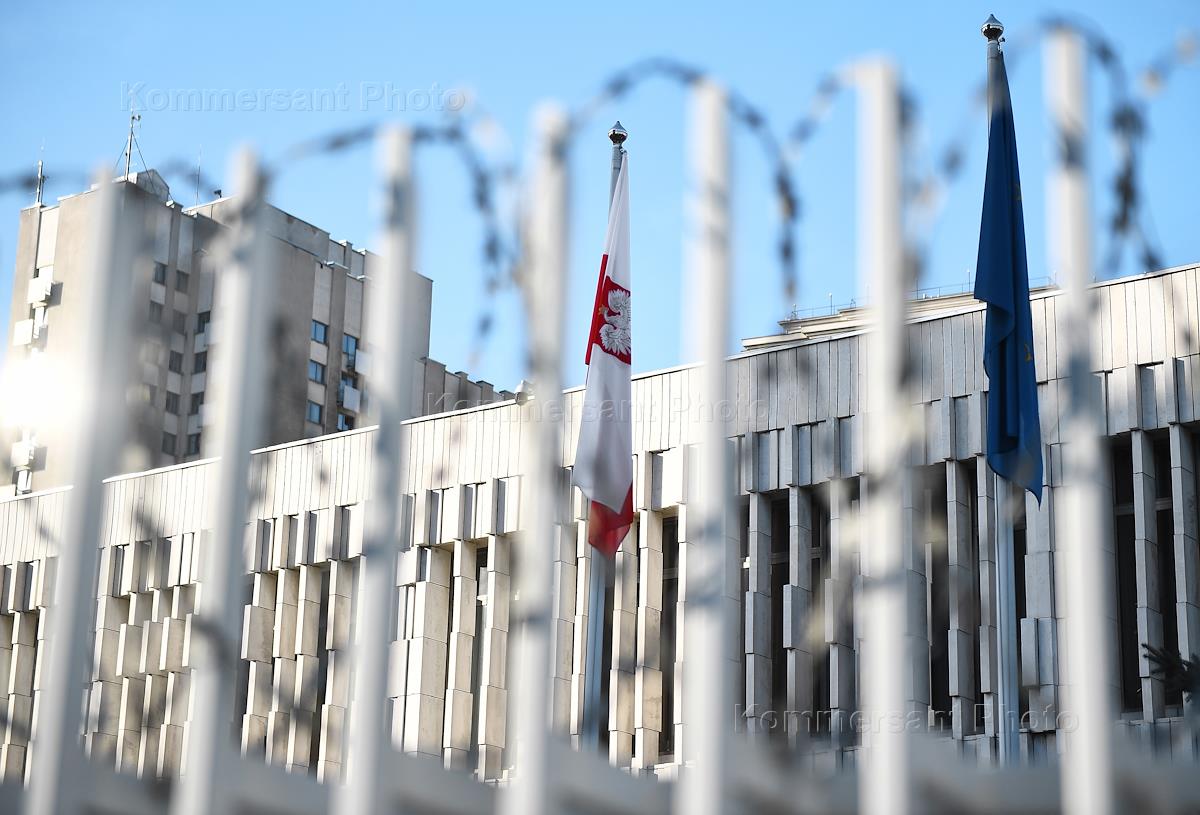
[306, 400, 324, 425]
[769, 496, 790, 742]
[925, 468, 952, 730]
[811, 492, 831, 737]
[1154, 434, 1182, 707]
[469, 544, 489, 771]
[1111, 438, 1141, 713]
[738, 502, 750, 731]
[659, 517, 679, 757]
[1014, 516, 1029, 719]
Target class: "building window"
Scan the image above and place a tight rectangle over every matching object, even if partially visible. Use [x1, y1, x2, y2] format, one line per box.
[337, 372, 355, 405]
[769, 497, 791, 742]
[660, 516, 680, 757]
[168, 351, 183, 373]
[1112, 434, 1183, 714]
[161, 432, 176, 455]
[306, 400, 323, 425]
[193, 351, 207, 373]
[311, 320, 328, 344]
[1152, 434, 1181, 707]
[923, 469, 952, 731]
[153, 262, 167, 284]
[469, 544, 489, 772]
[1112, 438, 1140, 713]
[165, 392, 180, 415]
[196, 310, 211, 334]
[342, 333, 358, 367]
[337, 412, 355, 431]
[811, 493, 831, 736]
[189, 392, 203, 416]
[308, 360, 327, 384]
[149, 301, 163, 323]
[172, 309, 187, 334]
[186, 433, 201, 455]
[175, 269, 189, 292]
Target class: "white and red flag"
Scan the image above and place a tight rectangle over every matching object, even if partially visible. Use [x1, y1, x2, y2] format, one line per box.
[574, 154, 633, 558]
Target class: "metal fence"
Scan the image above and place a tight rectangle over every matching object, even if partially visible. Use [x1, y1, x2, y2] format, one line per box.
[1, 23, 1199, 815]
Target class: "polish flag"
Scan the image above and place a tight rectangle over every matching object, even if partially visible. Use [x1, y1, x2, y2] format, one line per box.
[573, 154, 633, 558]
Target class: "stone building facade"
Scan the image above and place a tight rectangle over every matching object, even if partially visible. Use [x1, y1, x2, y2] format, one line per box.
[3, 173, 509, 496]
[0, 263, 1196, 782]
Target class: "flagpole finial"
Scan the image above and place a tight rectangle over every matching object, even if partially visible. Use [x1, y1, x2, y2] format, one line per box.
[609, 121, 628, 146]
[981, 14, 1004, 42]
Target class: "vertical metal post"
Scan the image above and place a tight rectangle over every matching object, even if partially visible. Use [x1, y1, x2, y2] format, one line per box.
[336, 125, 417, 815]
[981, 19, 1023, 767]
[501, 104, 570, 815]
[676, 79, 732, 815]
[1045, 26, 1116, 815]
[855, 58, 911, 815]
[994, 474, 1020, 761]
[581, 541, 609, 752]
[582, 121, 628, 752]
[26, 173, 136, 815]
[174, 149, 273, 815]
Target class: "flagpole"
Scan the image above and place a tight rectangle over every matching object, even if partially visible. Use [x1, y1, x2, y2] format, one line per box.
[581, 121, 628, 753]
[982, 13, 1023, 768]
[993, 471, 1020, 763]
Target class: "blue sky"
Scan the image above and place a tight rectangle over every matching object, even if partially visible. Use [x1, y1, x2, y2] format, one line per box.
[1, 1, 1196, 393]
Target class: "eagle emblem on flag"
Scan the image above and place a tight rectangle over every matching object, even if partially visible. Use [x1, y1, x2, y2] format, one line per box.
[599, 288, 631, 357]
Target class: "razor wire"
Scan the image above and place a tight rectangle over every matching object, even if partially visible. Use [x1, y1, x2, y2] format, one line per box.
[0, 18, 1194, 357]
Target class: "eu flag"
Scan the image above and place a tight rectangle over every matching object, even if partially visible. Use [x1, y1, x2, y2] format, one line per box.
[974, 41, 1043, 502]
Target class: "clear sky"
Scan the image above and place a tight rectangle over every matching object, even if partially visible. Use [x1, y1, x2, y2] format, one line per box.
[1, 1, 1196, 393]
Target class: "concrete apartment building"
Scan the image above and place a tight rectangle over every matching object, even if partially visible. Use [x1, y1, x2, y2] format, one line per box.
[3, 171, 510, 495]
[0, 262, 1196, 784]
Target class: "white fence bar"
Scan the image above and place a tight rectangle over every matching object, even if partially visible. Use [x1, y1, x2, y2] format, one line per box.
[26, 173, 139, 815]
[1045, 27, 1117, 815]
[500, 104, 570, 815]
[174, 149, 273, 815]
[854, 58, 911, 815]
[336, 126, 417, 815]
[676, 78, 734, 815]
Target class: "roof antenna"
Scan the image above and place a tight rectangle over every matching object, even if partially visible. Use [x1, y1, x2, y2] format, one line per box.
[34, 141, 46, 206]
[194, 145, 203, 205]
[123, 108, 143, 177]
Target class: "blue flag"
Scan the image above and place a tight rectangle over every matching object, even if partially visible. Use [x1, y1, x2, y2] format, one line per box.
[974, 44, 1043, 502]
